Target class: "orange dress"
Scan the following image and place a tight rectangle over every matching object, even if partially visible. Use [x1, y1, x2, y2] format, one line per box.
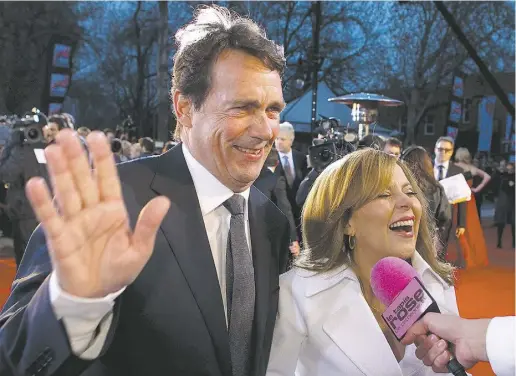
[454, 179, 489, 268]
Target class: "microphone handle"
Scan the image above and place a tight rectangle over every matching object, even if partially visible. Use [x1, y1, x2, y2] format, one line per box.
[426, 303, 468, 376]
[447, 356, 468, 376]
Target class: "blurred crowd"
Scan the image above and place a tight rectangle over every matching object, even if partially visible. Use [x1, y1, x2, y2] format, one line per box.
[0, 111, 513, 269]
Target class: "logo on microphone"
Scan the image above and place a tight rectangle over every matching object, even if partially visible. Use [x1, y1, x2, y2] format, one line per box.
[382, 278, 433, 340]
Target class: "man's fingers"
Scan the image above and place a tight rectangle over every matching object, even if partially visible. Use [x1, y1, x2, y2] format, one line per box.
[415, 334, 438, 361]
[56, 129, 99, 208]
[45, 144, 82, 218]
[25, 177, 64, 240]
[87, 132, 122, 201]
[132, 196, 170, 252]
[402, 321, 429, 345]
[422, 338, 448, 367]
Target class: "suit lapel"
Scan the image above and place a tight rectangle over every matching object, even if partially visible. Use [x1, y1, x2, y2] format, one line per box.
[149, 146, 231, 376]
[248, 187, 272, 371]
[322, 281, 403, 376]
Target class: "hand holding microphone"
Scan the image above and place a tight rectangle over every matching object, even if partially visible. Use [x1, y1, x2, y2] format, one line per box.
[370, 257, 468, 376]
[400, 313, 490, 370]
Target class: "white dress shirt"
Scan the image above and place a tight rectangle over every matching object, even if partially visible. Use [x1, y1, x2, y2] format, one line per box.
[49, 143, 251, 359]
[486, 316, 515, 376]
[434, 160, 450, 181]
[278, 150, 295, 178]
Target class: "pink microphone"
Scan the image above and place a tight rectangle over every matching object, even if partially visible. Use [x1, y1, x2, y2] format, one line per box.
[370, 257, 467, 376]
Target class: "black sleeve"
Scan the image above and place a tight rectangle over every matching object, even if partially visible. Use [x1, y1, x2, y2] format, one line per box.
[273, 176, 298, 242]
[457, 201, 467, 228]
[0, 226, 119, 376]
[295, 169, 319, 208]
[0, 142, 24, 184]
[435, 186, 453, 244]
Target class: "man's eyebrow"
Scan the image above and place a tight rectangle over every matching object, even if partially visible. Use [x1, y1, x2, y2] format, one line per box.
[224, 99, 286, 110]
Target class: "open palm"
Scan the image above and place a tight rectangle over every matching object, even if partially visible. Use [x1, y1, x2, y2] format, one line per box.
[25, 130, 170, 298]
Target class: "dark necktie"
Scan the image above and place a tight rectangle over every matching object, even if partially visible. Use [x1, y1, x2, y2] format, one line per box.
[223, 195, 255, 376]
[283, 156, 295, 187]
[438, 165, 445, 181]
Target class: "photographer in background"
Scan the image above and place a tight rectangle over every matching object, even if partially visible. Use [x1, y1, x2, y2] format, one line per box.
[0, 110, 49, 267]
[296, 119, 356, 208]
[44, 114, 70, 144]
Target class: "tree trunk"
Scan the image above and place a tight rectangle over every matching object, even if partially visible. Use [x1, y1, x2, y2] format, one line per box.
[405, 88, 420, 145]
[156, 1, 170, 142]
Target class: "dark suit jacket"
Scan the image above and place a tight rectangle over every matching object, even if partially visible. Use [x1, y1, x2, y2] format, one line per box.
[254, 167, 298, 242]
[0, 145, 290, 376]
[444, 162, 467, 229]
[275, 150, 308, 199]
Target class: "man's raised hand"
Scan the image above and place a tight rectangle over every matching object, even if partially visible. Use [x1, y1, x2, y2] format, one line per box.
[25, 129, 170, 298]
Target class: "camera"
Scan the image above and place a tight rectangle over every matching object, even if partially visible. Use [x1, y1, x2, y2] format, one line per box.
[309, 117, 357, 172]
[12, 110, 47, 144]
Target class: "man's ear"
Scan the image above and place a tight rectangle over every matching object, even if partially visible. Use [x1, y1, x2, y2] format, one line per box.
[173, 90, 193, 129]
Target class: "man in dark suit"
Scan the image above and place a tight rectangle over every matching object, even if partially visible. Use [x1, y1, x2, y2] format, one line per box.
[254, 148, 299, 259]
[274, 122, 308, 238]
[434, 136, 466, 262]
[0, 6, 290, 376]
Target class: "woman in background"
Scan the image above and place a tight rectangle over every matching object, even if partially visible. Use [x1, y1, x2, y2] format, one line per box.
[494, 162, 515, 248]
[454, 148, 491, 220]
[267, 149, 458, 376]
[452, 147, 490, 267]
[401, 146, 452, 259]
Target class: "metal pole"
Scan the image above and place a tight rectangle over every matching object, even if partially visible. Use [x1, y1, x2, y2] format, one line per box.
[310, 1, 322, 133]
[434, 1, 515, 117]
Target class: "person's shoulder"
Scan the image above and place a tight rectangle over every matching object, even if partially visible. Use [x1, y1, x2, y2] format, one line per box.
[117, 154, 160, 178]
[450, 162, 466, 172]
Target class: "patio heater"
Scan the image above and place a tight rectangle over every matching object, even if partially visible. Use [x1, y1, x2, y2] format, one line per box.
[328, 93, 404, 139]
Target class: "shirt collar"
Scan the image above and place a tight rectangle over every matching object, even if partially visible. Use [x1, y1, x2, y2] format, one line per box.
[411, 251, 450, 290]
[278, 150, 293, 160]
[182, 144, 250, 216]
[435, 160, 450, 170]
[299, 250, 450, 297]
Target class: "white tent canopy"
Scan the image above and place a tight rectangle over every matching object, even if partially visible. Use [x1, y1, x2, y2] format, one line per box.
[281, 82, 352, 133]
[281, 82, 397, 138]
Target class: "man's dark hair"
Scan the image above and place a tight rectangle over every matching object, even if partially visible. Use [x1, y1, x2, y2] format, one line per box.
[111, 138, 122, 154]
[172, 5, 285, 139]
[48, 115, 69, 131]
[435, 136, 455, 147]
[385, 137, 402, 148]
[141, 137, 155, 153]
[357, 134, 385, 150]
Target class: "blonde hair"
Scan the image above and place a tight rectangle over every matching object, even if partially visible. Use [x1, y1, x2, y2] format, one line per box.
[296, 148, 454, 285]
[455, 147, 472, 164]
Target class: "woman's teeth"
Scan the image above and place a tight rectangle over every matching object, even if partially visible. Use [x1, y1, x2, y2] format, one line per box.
[389, 219, 414, 230]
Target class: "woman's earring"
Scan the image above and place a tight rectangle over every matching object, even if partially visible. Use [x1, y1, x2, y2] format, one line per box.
[347, 235, 356, 251]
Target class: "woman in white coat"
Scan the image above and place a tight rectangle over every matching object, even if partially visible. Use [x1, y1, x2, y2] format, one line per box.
[267, 149, 460, 376]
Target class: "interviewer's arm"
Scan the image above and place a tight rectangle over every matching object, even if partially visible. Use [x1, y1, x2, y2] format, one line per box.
[486, 316, 515, 376]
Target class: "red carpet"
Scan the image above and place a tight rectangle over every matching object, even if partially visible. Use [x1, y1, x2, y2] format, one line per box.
[0, 225, 514, 375]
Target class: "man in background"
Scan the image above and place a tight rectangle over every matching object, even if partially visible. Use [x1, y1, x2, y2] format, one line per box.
[383, 137, 402, 158]
[254, 148, 300, 260]
[274, 122, 308, 238]
[434, 136, 467, 264]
